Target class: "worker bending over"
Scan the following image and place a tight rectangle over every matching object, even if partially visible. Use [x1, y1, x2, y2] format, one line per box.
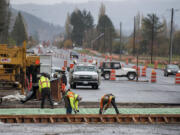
[39, 73, 54, 109]
[64, 90, 82, 114]
[99, 93, 119, 114]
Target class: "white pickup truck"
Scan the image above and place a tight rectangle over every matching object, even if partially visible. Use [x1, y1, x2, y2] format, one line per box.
[69, 63, 101, 89]
[100, 61, 137, 80]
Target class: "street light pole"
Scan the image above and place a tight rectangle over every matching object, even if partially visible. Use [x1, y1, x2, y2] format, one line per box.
[119, 22, 122, 59]
[169, 8, 174, 64]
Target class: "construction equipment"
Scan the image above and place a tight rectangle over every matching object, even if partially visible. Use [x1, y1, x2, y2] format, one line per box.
[0, 42, 40, 94]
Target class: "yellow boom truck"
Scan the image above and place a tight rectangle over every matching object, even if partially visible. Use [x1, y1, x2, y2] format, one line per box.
[0, 42, 40, 95]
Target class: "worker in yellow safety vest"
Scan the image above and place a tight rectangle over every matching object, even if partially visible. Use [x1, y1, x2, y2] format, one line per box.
[39, 73, 54, 109]
[99, 94, 119, 114]
[64, 90, 82, 114]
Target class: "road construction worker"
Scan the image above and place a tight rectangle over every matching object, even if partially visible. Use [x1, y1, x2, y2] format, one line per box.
[39, 73, 54, 109]
[60, 69, 67, 93]
[63, 90, 82, 114]
[99, 93, 119, 114]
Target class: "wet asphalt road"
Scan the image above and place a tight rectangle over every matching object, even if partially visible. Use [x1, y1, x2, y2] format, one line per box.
[44, 47, 180, 104]
[0, 123, 180, 135]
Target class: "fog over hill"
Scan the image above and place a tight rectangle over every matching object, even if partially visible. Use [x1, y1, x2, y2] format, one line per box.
[12, 0, 180, 35]
[11, 9, 64, 41]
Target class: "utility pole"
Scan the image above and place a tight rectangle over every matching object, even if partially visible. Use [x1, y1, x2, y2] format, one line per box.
[119, 22, 122, 59]
[104, 23, 106, 53]
[133, 16, 136, 56]
[169, 8, 174, 64]
[151, 14, 155, 64]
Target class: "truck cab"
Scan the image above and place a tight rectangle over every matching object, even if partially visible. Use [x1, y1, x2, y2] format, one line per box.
[69, 63, 101, 89]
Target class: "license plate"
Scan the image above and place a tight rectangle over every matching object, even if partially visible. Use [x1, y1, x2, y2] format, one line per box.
[83, 81, 88, 84]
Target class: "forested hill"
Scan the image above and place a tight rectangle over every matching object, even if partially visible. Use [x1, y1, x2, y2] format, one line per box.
[11, 8, 64, 41]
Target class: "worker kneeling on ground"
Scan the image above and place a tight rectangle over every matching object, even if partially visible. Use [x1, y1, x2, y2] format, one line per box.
[64, 89, 82, 114]
[39, 73, 54, 109]
[99, 93, 119, 114]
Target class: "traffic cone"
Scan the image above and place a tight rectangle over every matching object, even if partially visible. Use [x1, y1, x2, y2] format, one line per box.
[126, 58, 128, 65]
[175, 73, 180, 84]
[141, 66, 146, 77]
[110, 69, 116, 81]
[151, 70, 156, 83]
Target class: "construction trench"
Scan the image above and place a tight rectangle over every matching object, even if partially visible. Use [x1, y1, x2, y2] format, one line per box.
[0, 80, 180, 125]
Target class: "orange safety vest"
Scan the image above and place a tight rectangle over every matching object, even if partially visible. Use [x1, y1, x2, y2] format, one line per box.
[100, 95, 113, 110]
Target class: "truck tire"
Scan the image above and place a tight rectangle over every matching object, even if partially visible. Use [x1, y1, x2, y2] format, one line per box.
[104, 72, 110, 80]
[92, 85, 99, 89]
[127, 72, 136, 80]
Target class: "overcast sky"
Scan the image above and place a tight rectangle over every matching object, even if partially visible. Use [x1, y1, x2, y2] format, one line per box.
[11, 0, 125, 5]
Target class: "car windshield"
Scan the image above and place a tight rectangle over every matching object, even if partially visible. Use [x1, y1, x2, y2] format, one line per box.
[52, 69, 61, 73]
[75, 66, 96, 72]
[71, 51, 78, 55]
[167, 65, 179, 70]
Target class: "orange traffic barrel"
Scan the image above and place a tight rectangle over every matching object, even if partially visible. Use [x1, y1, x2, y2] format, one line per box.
[126, 58, 128, 65]
[110, 69, 116, 81]
[64, 60, 67, 67]
[132, 66, 140, 76]
[62, 66, 66, 71]
[109, 56, 112, 61]
[88, 60, 92, 63]
[83, 58, 87, 62]
[151, 70, 156, 83]
[141, 66, 147, 77]
[105, 56, 108, 61]
[175, 73, 180, 84]
[154, 61, 158, 69]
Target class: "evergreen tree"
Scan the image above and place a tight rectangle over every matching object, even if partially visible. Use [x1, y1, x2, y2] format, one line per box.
[65, 12, 72, 39]
[11, 12, 28, 46]
[0, 0, 10, 43]
[141, 14, 163, 57]
[97, 14, 115, 53]
[70, 9, 94, 46]
[99, 3, 106, 18]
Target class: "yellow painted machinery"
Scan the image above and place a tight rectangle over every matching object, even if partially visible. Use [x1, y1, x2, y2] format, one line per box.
[0, 42, 40, 94]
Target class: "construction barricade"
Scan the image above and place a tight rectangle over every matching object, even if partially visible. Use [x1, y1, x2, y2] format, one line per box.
[175, 73, 180, 84]
[141, 66, 146, 77]
[151, 70, 156, 83]
[110, 69, 116, 80]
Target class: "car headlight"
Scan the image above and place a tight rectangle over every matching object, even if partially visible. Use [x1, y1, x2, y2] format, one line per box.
[73, 74, 79, 78]
[92, 75, 98, 79]
[167, 69, 171, 72]
[178, 70, 180, 73]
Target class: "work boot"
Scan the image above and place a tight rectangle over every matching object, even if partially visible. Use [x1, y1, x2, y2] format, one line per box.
[20, 99, 25, 104]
